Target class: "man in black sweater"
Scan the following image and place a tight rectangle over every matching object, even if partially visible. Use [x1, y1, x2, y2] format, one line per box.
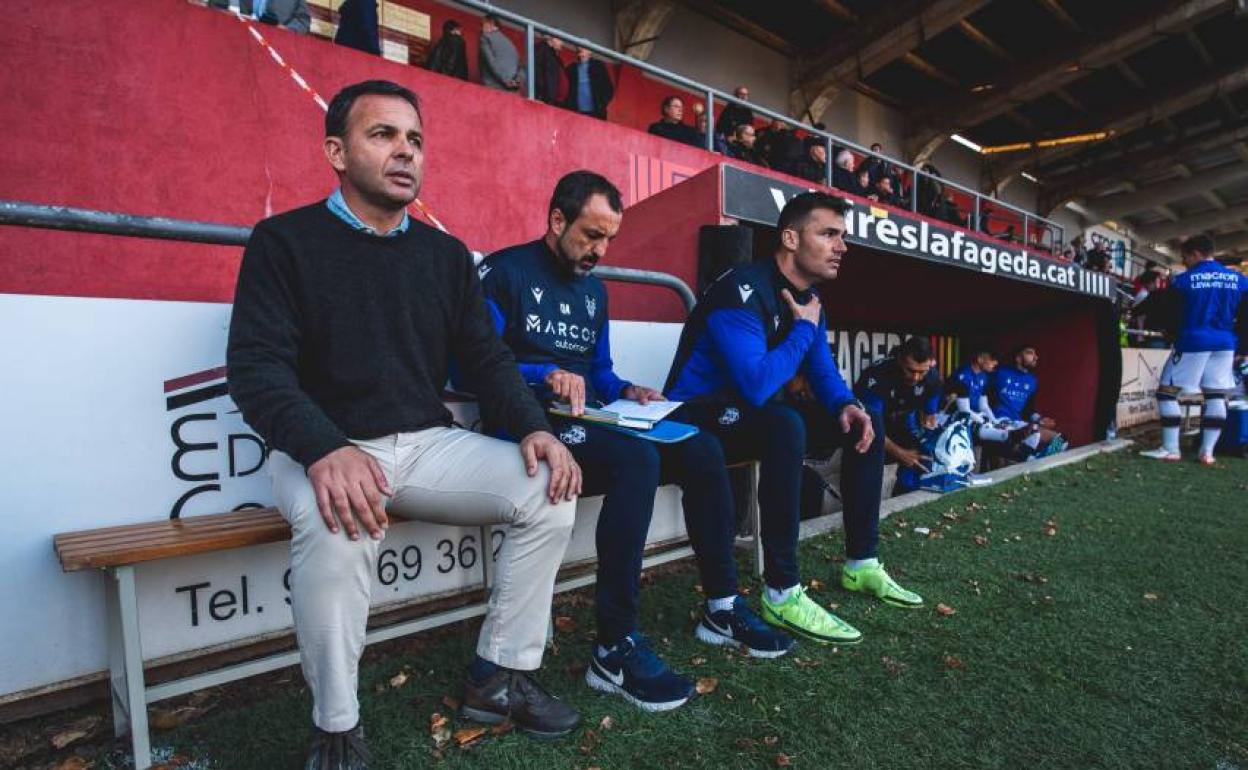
[647, 96, 703, 148]
[227, 80, 583, 769]
[480, 171, 794, 713]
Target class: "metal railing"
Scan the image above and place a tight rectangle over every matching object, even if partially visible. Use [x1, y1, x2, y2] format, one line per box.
[0, 199, 697, 311]
[446, 0, 1066, 254]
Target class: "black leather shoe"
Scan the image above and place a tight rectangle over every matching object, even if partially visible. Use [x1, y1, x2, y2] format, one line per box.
[460, 669, 581, 739]
[304, 723, 370, 770]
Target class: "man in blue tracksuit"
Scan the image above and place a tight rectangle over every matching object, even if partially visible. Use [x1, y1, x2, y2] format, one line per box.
[480, 171, 792, 713]
[1142, 234, 1248, 464]
[946, 350, 997, 422]
[989, 345, 1064, 458]
[854, 337, 943, 495]
[666, 192, 925, 647]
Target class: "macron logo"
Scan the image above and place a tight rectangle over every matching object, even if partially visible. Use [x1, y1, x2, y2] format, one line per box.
[738, 283, 754, 303]
[531, 286, 544, 304]
[477, 264, 492, 279]
[525, 314, 541, 332]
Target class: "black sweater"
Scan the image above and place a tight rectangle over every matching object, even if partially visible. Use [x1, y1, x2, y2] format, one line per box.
[227, 202, 549, 468]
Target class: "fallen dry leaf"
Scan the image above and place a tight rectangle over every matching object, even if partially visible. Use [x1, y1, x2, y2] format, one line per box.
[429, 712, 451, 749]
[50, 729, 90, 750]
[764, 735, 780, 746]
[690, 656, 707, 666]
[943, 655, 966, 670]
[453, 727, 487, 748]
[553, 616, 578, 633]
[599, 715, 615, 730]
[579, 728, 601, 755]
[489, 721, 515, 736]
[973, 535, 988, 546]
[53, 758, 91, 770]
[1143, 592, 1159, 601]
[388, 671, 409, 689]
[936, 603, 957, 616]
[50, 715, 104, 749]
[151, 706, 208, 731]
[808, 578, 825, 592]
[881, 656, 908, 676]
[776, 753, 793, 767]
[441, 695, 462, 711]
[695, 677, 719, 695]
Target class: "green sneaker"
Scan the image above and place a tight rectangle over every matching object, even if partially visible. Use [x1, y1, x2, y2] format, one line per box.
[760, 586, 862, 645]
[841, 562, 924, 609]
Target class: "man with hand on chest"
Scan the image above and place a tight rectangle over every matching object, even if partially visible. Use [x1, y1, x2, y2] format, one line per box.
[478, 170, 794, 714]
[666, 192, 925, 648]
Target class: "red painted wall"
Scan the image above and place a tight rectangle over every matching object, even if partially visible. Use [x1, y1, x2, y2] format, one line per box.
[0, 0, 719, 311]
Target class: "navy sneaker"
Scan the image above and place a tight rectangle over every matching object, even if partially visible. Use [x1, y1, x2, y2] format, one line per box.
[584, 632, 695, 712]
[695, 596, 796, 658]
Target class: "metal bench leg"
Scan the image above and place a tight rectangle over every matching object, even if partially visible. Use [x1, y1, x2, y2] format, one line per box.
[107, 566, 151, 770]
[480, 525, 494, 589]
[749, 461, 763, 578]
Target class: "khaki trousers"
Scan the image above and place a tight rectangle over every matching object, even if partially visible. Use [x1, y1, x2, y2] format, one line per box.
[270, 427, 576, 732]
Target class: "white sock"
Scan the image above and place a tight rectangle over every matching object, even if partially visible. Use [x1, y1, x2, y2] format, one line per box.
[845, 557, 879, 571]
[1200, 396, 1227, 456]
[765, 584, 799, 604]
[596, 645, 612, 658]
[1023, 431, 1041, 450]
[707, 595, 736, 614]
[1158, 397, 1182, 453]
[955, 396, 971, 413]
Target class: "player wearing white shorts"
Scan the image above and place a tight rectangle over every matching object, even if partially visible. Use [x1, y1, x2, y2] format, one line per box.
[1142, 235, 1247, 465]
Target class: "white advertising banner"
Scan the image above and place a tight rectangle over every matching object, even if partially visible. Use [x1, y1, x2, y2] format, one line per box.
[1117, 348, 1171, 428]
[0, 293, 686, 699]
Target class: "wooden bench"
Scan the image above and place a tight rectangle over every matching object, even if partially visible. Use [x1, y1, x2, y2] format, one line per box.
[54, 466, 761, 770]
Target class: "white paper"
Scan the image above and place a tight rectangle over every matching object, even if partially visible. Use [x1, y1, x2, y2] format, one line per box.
[601, 398, 684, 423]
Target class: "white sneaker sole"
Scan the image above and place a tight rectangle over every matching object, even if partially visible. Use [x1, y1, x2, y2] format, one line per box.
[584, 667, 690, 712]
[694, 621, 792, 659]
[1139, 450, 1181, 462]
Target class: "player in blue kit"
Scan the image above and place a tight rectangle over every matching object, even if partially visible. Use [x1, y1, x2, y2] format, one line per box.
[666, 192, 924, 648]
[479, 171, 793, 713]
[989, 345, 1065, 458]
[853, 338, 943, 495]
[1141, 235, 1248, 464]
[947, 350, 997, 422]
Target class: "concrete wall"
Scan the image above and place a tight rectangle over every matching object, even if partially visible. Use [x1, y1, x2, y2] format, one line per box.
[646, 6, 791, 114]
[490, 0, 614, 47]
[817, 90, 905, 159]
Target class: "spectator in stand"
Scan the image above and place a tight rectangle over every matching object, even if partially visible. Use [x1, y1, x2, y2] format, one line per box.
[759, 119, 803, 173]
[648, 96, 703, 148]
[792, 138, 828, 184]
[424, 19, 469, 80]
[534, 34, 565, 105]
[1085, 241, 1112, 273]
[480, 14, 523, 93]
[696, 112, 726, 154]
[333, 0, 380, 56]
[716, 85, 754, 139]
[725, 123, 761, 165]
[872, 175, 905, 208]
[832, 149, 856, 192]
[208, 0, 310, 32]
[860, 143, 898, 190]
[854, 167, 874, 198]
[564, 46, 614, 119]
